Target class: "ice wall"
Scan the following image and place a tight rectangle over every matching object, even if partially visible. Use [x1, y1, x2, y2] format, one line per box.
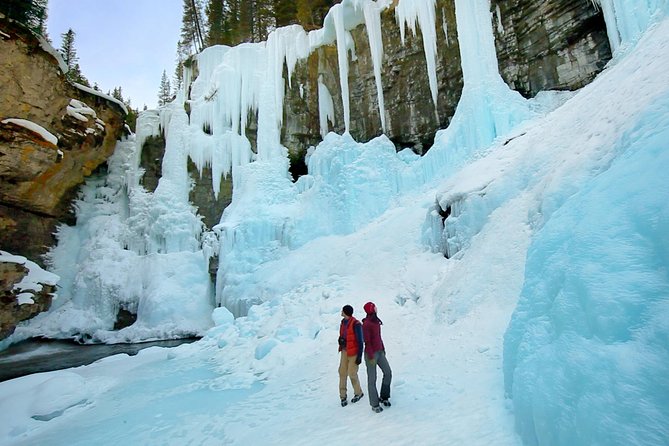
[504, 97, 669, 445]
[501, 14, 669, 446]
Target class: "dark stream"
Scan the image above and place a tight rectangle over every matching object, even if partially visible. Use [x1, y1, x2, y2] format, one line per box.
[0, 337, 199, 382]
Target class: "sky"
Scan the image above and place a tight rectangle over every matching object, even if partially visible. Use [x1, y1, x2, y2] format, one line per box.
[47, 0, 183, 110]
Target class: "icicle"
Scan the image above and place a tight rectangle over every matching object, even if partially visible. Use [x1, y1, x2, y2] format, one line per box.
[495, 4, 504, 34]
[332, 4, 353, 133]
[395, 0, 439, 112]
[360, 1, 387, 133]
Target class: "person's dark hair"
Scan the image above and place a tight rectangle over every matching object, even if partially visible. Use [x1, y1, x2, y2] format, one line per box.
[366, 312, 383, 325]
[342, 305, 354, 317]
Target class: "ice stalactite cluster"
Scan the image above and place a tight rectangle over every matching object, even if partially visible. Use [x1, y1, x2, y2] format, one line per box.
[35, 0, 669, 341]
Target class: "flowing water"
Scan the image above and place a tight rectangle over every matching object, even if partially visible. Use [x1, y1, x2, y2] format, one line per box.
[0, 337, 199, 382]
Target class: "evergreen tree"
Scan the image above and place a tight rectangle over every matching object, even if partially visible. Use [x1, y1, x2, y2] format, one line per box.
[274, 0, 297, 28]
[254, 0, 275, 41]
[0, 0, 48, 36]
[205, 0, 225, 46]
[59, 29, 89, 85]
[179, 0, 206, 54]
[59, 29, 78, 70]
[111, 86, 124, 103]
[158, 70, 172, 106]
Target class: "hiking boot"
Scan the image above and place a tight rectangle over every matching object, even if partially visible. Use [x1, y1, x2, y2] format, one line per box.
[371, 405, 383, 413]
[380, 398, 391, 407]
[351, 393, 364, 403]
[341, 398, 348, 407]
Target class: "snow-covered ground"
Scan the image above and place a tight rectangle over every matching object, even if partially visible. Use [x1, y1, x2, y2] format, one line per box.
[1, 1, 668, 445]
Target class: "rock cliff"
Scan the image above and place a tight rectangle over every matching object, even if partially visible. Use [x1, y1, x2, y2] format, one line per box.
[0, 259, 55, 339]
[0, 15, 127, 265]
[0, 16, 127, 338]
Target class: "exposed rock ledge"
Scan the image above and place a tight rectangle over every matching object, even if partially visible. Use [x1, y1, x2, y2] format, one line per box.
[0, 15, 127, 265]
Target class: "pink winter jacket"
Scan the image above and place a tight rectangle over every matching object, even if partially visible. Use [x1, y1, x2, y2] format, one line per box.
[362, 316, 385, 360]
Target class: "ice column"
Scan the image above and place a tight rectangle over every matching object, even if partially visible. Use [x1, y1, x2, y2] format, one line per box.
[332, 3, 354, 132]
[257, 25, 310, 160]
[359, 1, 387, 132]
[415, 0, 531, 182]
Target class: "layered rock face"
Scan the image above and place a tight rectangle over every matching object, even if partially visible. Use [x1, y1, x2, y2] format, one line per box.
[281, 0, 463, 155]
[492, 0, 612, 97]
[278, 0, 611, 156]
[0, 17, 126, 264]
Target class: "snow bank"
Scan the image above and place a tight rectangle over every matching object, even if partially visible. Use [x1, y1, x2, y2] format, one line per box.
[1, 118, 58, 146]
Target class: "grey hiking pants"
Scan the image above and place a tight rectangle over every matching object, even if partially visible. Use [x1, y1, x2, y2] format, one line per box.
[365, 350, 392, 407]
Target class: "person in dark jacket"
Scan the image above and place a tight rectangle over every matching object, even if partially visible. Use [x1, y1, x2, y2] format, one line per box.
[362, 301, 392, 413]
[338, 304, 364, 407]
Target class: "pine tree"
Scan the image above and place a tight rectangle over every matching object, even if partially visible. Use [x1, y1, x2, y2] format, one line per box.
[58, 28, 90, 85]
[180, 0, 206, 54]
[297, 0, 338, 30]
[0, 0, 48, 36]
[254, 0, 275, 41]
[59, 29, 78, 70]
[111, 87, 124, 103]
[158, 70, 172, 106]
[274, 0, 297, 28]
[205, 0, 225, 46]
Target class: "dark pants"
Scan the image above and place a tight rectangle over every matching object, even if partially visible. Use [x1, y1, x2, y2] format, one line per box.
[365, 350, 392, 407]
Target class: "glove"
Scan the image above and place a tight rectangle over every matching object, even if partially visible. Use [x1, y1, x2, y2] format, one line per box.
[355, 355, 362, 365]
[338, 336, 346, 347]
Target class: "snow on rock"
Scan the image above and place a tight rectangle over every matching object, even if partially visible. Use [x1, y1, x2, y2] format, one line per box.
[17, 293, 35, 305]
[37, 35, 69, 75]
[1, 118, 58, 146]
[0, 251, 59, 293]
[66, 99, 97, 123]
[72, 83, 128, 115]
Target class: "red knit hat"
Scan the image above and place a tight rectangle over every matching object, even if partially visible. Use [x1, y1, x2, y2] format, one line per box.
[363, 302, 376, 314]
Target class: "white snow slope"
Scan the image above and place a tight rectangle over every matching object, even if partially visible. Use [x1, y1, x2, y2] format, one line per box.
[0, 1, 668, 445]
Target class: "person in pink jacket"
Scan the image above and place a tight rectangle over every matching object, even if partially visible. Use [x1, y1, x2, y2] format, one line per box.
[362, 301, 392, 413]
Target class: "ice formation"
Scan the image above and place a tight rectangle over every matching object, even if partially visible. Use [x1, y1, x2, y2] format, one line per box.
[396, 0, 439, 111]
[2, 0, 669, 444]
[596, 0, 669, 53]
